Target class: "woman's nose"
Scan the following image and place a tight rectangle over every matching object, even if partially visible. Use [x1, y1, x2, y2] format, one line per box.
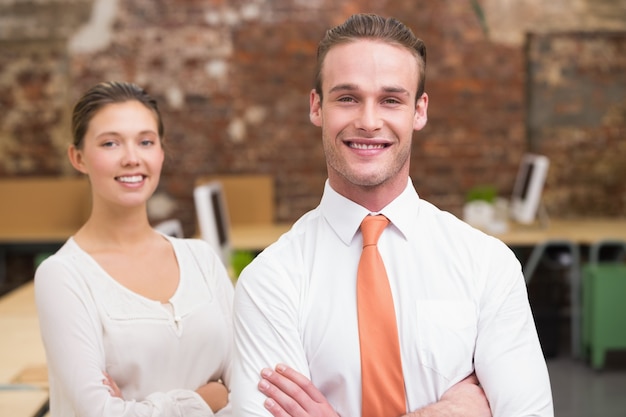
[121, 144, 140, 165]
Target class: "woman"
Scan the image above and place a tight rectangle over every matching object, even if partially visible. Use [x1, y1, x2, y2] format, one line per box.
[35, 81, 233, 416]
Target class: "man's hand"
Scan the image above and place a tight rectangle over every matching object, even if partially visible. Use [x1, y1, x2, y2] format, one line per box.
[258, 365, 490, 417]
[258, 364, 339, 417]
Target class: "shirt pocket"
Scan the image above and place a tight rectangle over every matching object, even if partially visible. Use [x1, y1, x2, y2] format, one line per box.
[414, 299, 477, 379]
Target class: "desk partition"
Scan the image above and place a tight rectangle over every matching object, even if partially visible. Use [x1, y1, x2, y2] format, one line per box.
[0, 176, 90, 292]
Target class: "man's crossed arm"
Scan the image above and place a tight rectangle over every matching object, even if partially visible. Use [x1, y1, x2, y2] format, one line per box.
[257, 364, 491, 417]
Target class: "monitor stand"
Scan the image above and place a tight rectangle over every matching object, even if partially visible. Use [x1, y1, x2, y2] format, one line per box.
[537, 200, 550, 229]
[510, 199, 550, 231]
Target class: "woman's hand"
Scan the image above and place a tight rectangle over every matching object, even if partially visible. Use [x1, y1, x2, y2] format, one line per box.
[196, 380, 229, 413]
[103, 372, 123, 398]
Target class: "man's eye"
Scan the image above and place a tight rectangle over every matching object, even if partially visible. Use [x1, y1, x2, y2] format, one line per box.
[338, 96, 355, 103]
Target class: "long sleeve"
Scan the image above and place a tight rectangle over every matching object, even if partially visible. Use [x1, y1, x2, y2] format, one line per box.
[473, 238, 553, 417]
[35, 255, 214, 417]
[231, 253, 311, 417]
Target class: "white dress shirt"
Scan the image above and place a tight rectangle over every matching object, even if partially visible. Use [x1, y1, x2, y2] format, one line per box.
[232, 179, 553, 417]
[35, 236, 234, 417]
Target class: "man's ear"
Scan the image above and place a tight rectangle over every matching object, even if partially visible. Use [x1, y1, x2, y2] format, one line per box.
[309, 89, 323, 127]
[413, 92, 429, 131]
[68, 145, 88, 174]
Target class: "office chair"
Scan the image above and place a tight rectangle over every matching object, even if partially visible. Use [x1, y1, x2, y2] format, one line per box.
[523, 240, 581, 358]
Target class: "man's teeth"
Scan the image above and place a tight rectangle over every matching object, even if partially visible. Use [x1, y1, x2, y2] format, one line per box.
[350, 143, 385, 149]
[118, 175, 143, 183]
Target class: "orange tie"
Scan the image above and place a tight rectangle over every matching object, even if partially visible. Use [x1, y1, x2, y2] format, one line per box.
[357, 215, 406, 417]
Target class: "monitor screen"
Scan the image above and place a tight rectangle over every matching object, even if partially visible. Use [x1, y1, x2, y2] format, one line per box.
[510, 153, 549, 224]
[211, 189, 229, 246]
[194, 181, 231, 265]
[519, 162, 534, 200]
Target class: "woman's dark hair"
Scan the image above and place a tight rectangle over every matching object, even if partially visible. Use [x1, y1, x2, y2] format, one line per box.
[71, 81, 164, 148]
[314, 13, 427, 101]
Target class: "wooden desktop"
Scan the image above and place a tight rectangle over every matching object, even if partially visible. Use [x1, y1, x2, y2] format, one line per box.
[231, 218, 626, 252]
[491, 218, 626, 247]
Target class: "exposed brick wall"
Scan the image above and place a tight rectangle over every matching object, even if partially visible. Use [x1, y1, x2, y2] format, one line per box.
[527, 31, 626, 217]
[0, 40, 70, 175]
[0, 0, 625, 236]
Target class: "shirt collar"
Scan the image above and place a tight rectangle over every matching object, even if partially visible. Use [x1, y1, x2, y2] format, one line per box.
[320, 178, 421, 245]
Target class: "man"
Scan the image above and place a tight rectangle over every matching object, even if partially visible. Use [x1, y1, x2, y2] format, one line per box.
[231, 13, 553, 417]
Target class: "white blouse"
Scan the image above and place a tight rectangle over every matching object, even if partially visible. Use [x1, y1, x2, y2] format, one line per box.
[35, 236, 234, 417]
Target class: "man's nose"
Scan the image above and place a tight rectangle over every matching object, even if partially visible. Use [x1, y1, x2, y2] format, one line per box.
[355, 102, 383, 131]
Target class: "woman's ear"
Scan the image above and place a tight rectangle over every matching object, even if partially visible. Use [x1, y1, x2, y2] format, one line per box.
[309, 89, 323, 127]
[68, 145, 88, 174]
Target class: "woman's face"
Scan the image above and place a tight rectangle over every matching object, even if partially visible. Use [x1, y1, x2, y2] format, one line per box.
[69, 100, 164, 211]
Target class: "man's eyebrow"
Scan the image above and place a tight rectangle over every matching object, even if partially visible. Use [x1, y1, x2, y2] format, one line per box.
[328, 83, 359, 94]
[382, 86, 411, 96]
[328, 84, 411, 97]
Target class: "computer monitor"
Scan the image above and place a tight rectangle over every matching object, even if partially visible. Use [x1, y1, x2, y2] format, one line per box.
[510, 153, 550, 224]
[193, 181, 231, 266]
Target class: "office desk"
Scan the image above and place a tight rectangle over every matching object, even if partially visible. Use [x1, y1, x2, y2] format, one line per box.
[229, 219, 626, 252]
[0, 281, 48, 417]
[0, 229, 75, 289]
[0, 281, 47, 384]
[491, 218, 626, 246]
[0, 390, 49, 417]
[489, 218, 626, 290]
[488, 218, 626, 358]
